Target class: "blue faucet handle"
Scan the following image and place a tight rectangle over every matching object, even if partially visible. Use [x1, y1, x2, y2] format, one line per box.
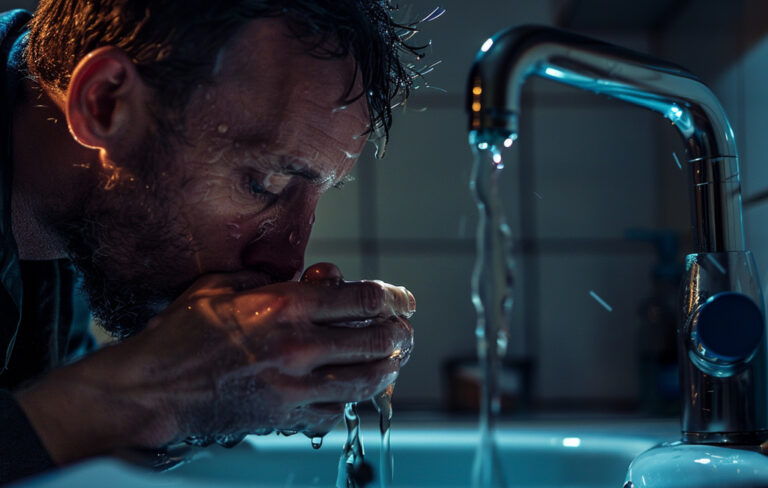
[691, 292, 764, 364]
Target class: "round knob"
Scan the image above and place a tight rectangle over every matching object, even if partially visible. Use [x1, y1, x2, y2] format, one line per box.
[692, 292, 764, 363]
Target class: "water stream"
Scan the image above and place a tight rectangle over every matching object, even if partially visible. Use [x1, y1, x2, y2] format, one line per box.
[372, 384, 395, 488]
[335, 384, 395, 488]
[336, 402, 366, 487]
[469, 134, 514, 488]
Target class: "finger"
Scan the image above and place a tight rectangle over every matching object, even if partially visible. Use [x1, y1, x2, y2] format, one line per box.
[283, 358, 400, 405]
[311, 317, 413, 367]
[301, 262, 344, 286]
[276, 318, 412, 374]
[305, 280, 416, 323]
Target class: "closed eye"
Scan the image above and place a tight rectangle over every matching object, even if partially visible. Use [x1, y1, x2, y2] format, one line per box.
[248, 175, 278, 199]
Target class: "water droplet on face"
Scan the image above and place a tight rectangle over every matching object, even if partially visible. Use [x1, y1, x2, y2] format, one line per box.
[289, 231, 302, 247]
[217, 123, 229, 134]
[309, 213, 316, 226]
[311, 436, 323, 449]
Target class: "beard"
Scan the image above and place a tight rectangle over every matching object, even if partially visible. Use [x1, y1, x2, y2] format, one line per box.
[54, 132, 198, 339]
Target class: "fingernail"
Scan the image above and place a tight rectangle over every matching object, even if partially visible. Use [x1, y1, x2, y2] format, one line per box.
[407, 290, 416, 314]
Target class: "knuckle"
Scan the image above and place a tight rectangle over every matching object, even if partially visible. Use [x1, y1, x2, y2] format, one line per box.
[359, 281, 385, 316]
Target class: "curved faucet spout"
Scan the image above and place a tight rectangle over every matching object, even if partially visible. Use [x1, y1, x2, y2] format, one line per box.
[467, 25, 743, 253]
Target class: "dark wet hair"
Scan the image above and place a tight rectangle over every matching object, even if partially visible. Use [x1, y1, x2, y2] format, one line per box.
[27, 0, 428, 141]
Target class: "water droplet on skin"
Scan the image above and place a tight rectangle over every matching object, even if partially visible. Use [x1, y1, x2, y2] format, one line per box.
[289, 231, 302, 247]
[215, 433, 247, 448]
[332, 105, 348, 113]
[309, 213, 316, 226]
[311, 436, 323, 449]
[217, 124, 229, 134]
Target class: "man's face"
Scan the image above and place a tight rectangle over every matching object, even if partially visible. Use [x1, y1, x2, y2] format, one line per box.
[59, 18, 370, 337]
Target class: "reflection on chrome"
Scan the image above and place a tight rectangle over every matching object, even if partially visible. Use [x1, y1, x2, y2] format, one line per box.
[467, 23, 768, 487]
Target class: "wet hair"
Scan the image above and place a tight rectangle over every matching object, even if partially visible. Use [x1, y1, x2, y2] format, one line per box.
[26, 0, 427, 142]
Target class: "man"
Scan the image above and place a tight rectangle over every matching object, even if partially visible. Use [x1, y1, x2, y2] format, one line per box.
[0, 0, 418, 482]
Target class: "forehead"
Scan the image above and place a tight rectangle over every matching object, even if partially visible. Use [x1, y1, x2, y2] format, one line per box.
[193, 18, 370, 171]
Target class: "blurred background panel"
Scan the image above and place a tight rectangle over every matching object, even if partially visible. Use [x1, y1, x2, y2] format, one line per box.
[7, 0, 768, 417]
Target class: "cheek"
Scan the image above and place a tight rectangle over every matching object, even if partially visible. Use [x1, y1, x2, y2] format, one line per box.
[177, 157, 274, 222]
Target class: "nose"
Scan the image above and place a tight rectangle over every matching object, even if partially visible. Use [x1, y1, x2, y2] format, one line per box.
[240, 190, 317, 283]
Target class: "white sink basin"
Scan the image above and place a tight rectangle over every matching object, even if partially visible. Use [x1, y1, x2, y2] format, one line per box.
[13, 420, 679, 488]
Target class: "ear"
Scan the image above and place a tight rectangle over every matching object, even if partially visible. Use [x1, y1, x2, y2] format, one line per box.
[65, 46, 150, 150]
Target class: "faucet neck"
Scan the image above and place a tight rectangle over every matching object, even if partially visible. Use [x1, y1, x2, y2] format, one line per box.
[468, 25, 744, 252]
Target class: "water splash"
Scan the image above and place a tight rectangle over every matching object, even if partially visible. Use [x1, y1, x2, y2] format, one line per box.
[673, 152, 683, 170]
[420, 6, 446, 23]
[588, 290, 613, 312]
[372, 384, 395, 488]
[707, 254, 727, 274]
[469, 133, 512, 488]
[336, 403, 371, 487]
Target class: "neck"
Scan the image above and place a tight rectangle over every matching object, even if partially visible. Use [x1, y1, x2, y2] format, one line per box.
[11, 79, 97, 260]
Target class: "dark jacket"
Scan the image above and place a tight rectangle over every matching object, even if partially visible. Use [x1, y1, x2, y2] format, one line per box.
[0, 10, 95, 484]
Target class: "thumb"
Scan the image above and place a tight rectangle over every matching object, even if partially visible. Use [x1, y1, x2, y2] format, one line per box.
[300, 262, 344, 287]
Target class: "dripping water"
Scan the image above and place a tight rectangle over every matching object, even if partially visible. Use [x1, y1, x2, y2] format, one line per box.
[469, 132, 513, 488]
[372, 384, 395, 488]
[311, 436, 323, 450]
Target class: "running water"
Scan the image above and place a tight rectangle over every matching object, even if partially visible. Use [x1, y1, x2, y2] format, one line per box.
[336, 386, 395, 488]
[469, 133, 514, 488]
[336, 402, 370, 487]
[372, 384, 395, 488]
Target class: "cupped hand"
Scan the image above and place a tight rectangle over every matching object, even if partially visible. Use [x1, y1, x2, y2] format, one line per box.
[121, 262, 414, 446]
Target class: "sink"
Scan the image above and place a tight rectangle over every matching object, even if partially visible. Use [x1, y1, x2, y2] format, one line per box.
[13, 419, 679, 488]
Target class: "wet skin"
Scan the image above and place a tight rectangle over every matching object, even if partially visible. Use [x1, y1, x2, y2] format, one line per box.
[12, 18, 415, 464]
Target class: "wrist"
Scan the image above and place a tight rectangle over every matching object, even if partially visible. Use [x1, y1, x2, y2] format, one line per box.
[14, 343, 176, 465]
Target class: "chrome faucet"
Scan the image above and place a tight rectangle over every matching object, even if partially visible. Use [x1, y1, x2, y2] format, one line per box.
[466, 24, 768, 448]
